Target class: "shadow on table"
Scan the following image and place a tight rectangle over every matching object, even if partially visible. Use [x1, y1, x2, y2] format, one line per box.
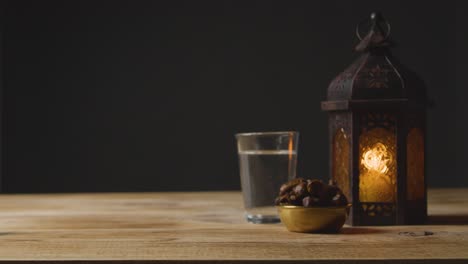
[427, 215, 468, 225]
[339, 227, 389, 235]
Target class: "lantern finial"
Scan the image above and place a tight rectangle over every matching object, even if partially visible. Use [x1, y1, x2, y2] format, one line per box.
[355, 12, 391, 52]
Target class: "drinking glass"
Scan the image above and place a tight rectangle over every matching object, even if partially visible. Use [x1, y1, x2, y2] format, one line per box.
[236, 131, 299, 223]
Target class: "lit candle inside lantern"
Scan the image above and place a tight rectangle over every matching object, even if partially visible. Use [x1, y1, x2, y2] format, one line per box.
[362, 143, 391, 174]
[359, 142, 396, 203]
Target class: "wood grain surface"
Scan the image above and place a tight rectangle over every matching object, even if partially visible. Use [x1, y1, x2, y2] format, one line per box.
[0, 189, 467, 263]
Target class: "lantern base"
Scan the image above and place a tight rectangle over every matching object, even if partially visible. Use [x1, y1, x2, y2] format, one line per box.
[351, 202, 396, 226]
[346, 202, 427, 226]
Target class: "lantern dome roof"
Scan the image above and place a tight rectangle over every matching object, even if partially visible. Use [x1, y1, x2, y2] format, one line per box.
[323, 12, 427, 111]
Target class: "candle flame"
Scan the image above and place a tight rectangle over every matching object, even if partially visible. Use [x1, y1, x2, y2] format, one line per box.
[361, 142, 392, 174]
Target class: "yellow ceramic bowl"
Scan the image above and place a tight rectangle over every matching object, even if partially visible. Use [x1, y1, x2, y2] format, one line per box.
[277, 204, 351, 233]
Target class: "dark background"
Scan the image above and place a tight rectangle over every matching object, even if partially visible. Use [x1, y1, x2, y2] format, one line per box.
[0, 0, 466, 193]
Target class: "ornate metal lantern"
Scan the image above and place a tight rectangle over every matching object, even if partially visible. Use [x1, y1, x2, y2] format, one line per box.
[322, 13, 427, 225]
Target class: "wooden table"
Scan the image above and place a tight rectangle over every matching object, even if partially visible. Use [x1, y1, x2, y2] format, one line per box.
[0, 189, 467, 263]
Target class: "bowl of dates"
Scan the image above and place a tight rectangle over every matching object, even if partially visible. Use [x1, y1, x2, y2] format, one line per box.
[275, 178, 350, 233]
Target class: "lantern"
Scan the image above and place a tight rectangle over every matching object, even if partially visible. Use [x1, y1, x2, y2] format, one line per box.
[322, 13, 427, 225]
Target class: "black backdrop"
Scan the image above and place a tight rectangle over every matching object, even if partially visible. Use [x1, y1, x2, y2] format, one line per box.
[1, 0, 467, 193]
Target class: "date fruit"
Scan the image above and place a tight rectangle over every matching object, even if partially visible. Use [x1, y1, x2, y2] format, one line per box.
[275, 178, 348, 207]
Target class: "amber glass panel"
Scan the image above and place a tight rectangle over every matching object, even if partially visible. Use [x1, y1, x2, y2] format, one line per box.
[407, 128, 424, 201]
[359, 127, 397, 202]
[332, 128, 350, 199]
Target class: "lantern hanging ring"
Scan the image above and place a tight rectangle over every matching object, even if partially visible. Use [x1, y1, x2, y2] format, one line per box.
[356, 12, 391, 41]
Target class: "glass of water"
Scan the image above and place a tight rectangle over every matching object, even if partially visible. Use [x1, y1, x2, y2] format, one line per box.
[235, 131, 299, 224]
